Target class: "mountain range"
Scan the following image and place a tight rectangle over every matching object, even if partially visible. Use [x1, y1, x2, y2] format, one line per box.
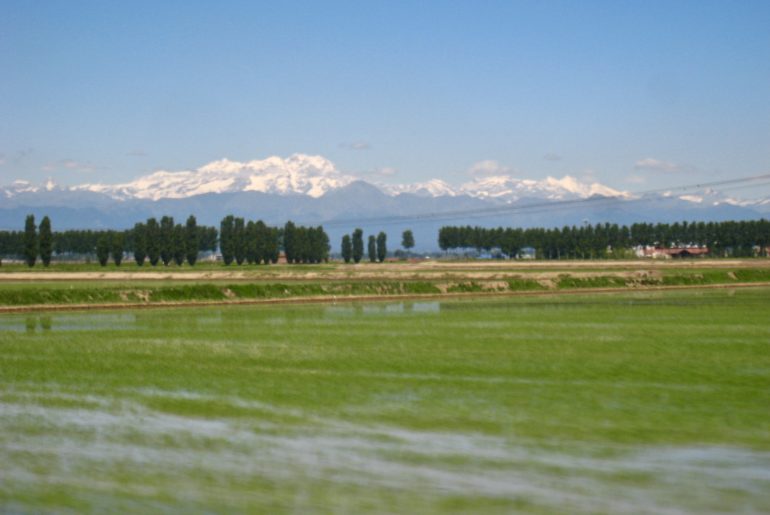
[2, 154, 768, 251]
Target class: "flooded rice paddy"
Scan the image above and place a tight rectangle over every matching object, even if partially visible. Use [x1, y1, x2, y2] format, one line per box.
[1, 290, 769, 513]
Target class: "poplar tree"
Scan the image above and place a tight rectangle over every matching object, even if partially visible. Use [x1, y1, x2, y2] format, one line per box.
[254, 220, 268, 264]
[376, 231, 387, 262]
[160, 216, 174, 266]
[220, 215, 235, 265]
[352, 228, 364, 263]
[146, 217, 160, 266]
[368, 235, 376, 262]
[133, 222, 147, 266]
[234, 217, 246, 265]
[317, 225, 330, 263]
[267, 227, 281, 263]
[283, 221, 297, 263]
[111, 232, 124, 266]
[341, 234, 352, 263]
[23, 214, 37, 267]
[96, 233, 110, 266]
[185, 215, 199, 266]
[39, 216, 53, 267]
[173, 224, 185, 266]
[401, 230, 415, 252]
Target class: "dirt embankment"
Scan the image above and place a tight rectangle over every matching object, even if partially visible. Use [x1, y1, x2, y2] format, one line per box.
[1, 281, 768, 314]
[0, 259, 767, 283]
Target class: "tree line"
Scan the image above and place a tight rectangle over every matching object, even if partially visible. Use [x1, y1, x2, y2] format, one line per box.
[6, 214, 767, 265]
[0, 214, 219, 266]
[0, 214, 330, 267]
[438, 219, 770, 259]
[338, 229, 415, 263]
[340, 229, 388, 263]
[218, 218, 329, 265]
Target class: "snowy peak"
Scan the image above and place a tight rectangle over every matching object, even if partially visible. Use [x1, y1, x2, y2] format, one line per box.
[380, 174, 629, 202]
[0, 154, 667, 204]
[672, 187, 770, 210]
[381, 179, 458, 197]
[2, 180, 35, 198]
[458, 175, 630, 202]
[74, 154, 357, 201]
[60, 154, 631, 202]
[1, 179, 65, 198]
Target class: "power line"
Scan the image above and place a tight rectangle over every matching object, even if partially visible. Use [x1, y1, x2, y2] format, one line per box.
[304, 173, 770, 228]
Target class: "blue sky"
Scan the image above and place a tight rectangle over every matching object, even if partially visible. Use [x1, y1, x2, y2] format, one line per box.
[1, 0, 768, 193]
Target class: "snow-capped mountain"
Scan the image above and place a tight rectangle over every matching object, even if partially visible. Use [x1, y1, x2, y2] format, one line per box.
[457, 175, 630, 202]
[1, 154, 767, 216]
[73, 154, 357, 201]
[2, 154, 767, 247]
[657, 187, 770, 211]
[7, 153, 632, 203]
[1, 179, 61, 198]
[379, 179, 458, 198]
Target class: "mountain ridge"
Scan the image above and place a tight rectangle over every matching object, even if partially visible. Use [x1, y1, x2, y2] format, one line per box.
[2, 154, 767, 250]
[3, 153, 635, 204]
[4, 154, 766, 212]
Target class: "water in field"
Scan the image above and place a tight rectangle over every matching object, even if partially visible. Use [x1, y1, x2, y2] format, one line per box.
[1, 290, 770, 513]
[0, 301, 442, 334]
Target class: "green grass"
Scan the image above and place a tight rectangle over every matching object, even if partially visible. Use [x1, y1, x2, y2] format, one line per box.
[507, 278, 547, 291]
[1, 288, 769, 513]
[446, 281, 487, 293]
[0, 280, 444, 305]
[733, 268, 770, 281]
[556, 275, 628, 288]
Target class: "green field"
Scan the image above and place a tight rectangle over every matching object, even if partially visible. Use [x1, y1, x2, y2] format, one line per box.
[1, 288, 769, 513]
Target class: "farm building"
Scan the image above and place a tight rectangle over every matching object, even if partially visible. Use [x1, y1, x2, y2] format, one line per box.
[636, 246, 710, 259]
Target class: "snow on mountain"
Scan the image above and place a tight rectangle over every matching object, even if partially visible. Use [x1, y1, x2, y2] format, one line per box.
[380, 179, 458, 197]
[43, 154, 632, 202]
[16, 153, 764, 208]
[72, 154, 357, 201]
[1, 180, 41, 198]
[379, 174, 630, 202]
[674, 187, 770, 209]
[457, 175, 631, 202]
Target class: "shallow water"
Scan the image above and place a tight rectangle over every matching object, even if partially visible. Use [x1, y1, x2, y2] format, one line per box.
[0, 301, 442, 333]
[2, 389, 769, 513]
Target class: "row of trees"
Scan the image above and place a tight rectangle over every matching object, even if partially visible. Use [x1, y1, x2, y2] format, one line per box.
[340, 229, 392, 263]
[11, 215, 767, 265]
[129, 215, 208, 267]
[0, 214, 57, 267]
[21, 215, 53, 267]
[438, 219, 770, 259]
[219, 218, 330, 265]
[219, 216, 280, 265]
[283, 221, 330, 264]
[339, 229, 417, 263]
[1, 214, 332, 267]
[0, 215, 218, 267]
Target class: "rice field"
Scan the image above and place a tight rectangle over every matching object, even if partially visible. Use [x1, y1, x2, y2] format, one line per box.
[1, 288, 769, 513]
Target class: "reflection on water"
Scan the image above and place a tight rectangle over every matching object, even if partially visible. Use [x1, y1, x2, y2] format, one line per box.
[0, 301, 441, 334]
[3, 313, 139, 334]
[325, 301, 440, 317]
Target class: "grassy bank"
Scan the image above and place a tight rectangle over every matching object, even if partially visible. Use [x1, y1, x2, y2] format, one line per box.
[1, 268, 770, 307]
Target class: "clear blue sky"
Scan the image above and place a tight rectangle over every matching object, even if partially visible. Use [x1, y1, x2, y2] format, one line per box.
[1, 0, 769, 193]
